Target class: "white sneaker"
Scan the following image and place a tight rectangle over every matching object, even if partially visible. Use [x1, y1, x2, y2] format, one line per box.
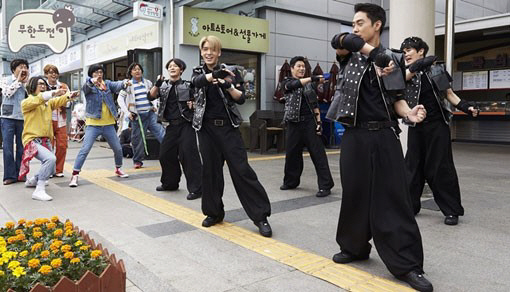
[115, 168, 129, 178]
[55, 173, 64, 177]
[25, 177, 37, 188]
[32, 187, 53, 201]
[69, 175, 79, 187]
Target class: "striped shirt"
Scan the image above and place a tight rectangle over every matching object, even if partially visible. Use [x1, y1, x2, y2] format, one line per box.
[132, 79, 151, 113]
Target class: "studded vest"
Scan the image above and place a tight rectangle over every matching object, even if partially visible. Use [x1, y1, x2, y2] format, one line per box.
[283, 79, 318, 122]
[326, 47, 406, 126]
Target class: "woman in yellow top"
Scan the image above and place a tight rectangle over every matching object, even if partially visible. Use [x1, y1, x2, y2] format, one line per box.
[20, 76, 78, 201]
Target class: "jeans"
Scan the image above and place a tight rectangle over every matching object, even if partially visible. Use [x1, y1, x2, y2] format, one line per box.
[1, 118, 24, 181]
[33, 139, 56, 182]
[131, 111, 164, 164]
[73, 125, 123, 171]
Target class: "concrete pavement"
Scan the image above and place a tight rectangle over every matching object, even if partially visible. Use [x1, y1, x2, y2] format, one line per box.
[1, 141, 509, 291]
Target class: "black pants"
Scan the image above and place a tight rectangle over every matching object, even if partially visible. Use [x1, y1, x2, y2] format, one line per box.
[198, 121, 271, 223]
[159, 121, 202, 194]
[283, 118, 334, 190]
[336, 127, 424, 277]
[405, 120, 464, 216]
[122, 144, 133, 158]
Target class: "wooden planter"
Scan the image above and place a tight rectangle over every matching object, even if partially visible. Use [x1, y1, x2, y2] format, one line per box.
[7, 227, 126, 292]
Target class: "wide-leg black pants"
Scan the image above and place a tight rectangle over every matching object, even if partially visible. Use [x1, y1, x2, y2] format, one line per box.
[405, 120, 464, 216]
[159, 121, 202, 194]
[198, 121, 271, 223]
[336, 127, 424, 277]
[283, 118, 334, 190]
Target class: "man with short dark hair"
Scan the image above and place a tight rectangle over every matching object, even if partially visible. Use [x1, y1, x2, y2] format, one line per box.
[280, 56, 334, 197]
[1, 59, 29, 185]
[401, 36, 478, 225]
[328, 3, 433, 291]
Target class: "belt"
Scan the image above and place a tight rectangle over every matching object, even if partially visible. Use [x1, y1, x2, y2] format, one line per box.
[355, 120, 397, 131]
[168, 118, 185, 126]
[205, 118, 227, 127]
[289, 115, 313, 122]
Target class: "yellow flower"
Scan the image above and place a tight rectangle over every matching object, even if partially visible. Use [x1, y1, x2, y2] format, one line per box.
[0, 270, 4, 276]
[17, 218, 26, 226]
[65, 221, 73, 228]
[90, 250, 102, 259]
[28, 258, 40, 268]
[31, 242, 43, 252]
[64, 251, 74, 259]
[8, 260, 20, 270]
[19, 250, 28, 257]
[50, 258, 62, 269]
[53, 229, 63, 237]
[42, 218, 50, 224]
[33, 227, 42, 232]
[80, 245, 90, 251]
[5, 221, 15, 229]
[74, 240, 83, 247]
[51, 216, 59, 223]
[40, 250, 50, 258]
[61, 245, 72, 253]
[46, 222, 57, 230]
[16, 234, 26, 241]
[35, 218, 44, 226]
[70, 257, 80, 264]
[12, 266, 26, 278]
[65, 229, 74, 236]
[38, 265, 52, 275]
[0, 246, 6, 254]
[15, 229, 24, 235]
[26, 220, 34, 227]
[33, 231, 43, 239]
[7, 236, 17, 244]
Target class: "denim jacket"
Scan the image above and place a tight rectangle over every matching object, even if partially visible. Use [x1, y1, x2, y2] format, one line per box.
[404, 64, 453, 125]
[82, 77, 125, 119]
[1, 75, 27, 120]
[326, 46, 406, 126]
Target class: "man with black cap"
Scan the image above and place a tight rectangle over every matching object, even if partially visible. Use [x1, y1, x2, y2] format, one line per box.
[328, 3, 433, 292]
[400, 36, 479, 225]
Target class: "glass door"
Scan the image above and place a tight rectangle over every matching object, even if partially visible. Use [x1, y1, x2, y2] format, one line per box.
[127, 48, 162, 83]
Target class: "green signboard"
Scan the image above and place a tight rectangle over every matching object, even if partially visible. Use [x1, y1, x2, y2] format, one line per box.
[180, 6, 269, 53]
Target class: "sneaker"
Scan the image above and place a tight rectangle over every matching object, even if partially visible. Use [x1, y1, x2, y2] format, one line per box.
[115, 168, 129, 178]
[69, 175, 79, 187]
[134, 163, 143, 169]
[32, 187, 53, 201]
[54, 173, 64, 177]
[25, 177, 38, 188]
[396, 270, 433, 292]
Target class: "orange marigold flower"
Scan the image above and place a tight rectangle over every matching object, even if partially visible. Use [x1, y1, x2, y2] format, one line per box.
[33, 231, 43, 239]
[80, 245, 90, 251]
[61, 245, 72, 253]
[7, 236, 17, 244]
[16, 234, 26, 241]
[28, 258, 40, 268]
[5, 221, 15, 229]
[31, 243, 43, 252]
[53, 229, 63, 237]
[64, 251, 74, 259]
[20, 250, 28, 257]
[46, 222, 57, 229]
[15, 229, 24, 235]
[90, 250, 102, 259]
[40, 250, 50, 258]
[50, 258, 62, 269]
[26, 220, 34, 227]
[51, 216, 59, 223]
[38, 265, 52, 275]
[17, 219, 26, 225]
[70, 257, 80, 264]
[52, 240, 63, 247]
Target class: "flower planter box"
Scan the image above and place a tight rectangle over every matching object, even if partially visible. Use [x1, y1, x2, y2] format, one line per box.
[1, 219, 126, 292]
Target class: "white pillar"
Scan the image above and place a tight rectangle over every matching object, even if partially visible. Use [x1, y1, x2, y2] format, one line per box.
[389, 0, 435, 155]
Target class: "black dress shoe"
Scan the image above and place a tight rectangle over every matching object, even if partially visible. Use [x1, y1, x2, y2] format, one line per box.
[444, 215, 458, 225]
[396, 270, 433, 292]
[202, 216, 223, 227]
[316, 189, 331, 197]
[280, 184, 296, 190]
[186, 192, 202, 200]
[332, 251, 369, 264]
[255, 220, 272, 237]
[156, 185, 178, 192]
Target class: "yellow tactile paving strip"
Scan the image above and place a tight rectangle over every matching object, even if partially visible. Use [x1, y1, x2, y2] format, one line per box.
[63, 159, 414, 291]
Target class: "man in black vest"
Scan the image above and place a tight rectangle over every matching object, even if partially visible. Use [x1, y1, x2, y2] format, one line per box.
[191, 35, 272, 237]
[150, 58, 202, 200]
[328, 3, 433, 291]
[280, 56, 334, 197]
[401, 36, 479, 225]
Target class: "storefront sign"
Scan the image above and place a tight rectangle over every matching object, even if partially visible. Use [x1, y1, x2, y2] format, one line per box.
[489, 69, 510, 89]
[462, 71, 488, 90]
[133, 1, 163, 22]
[84, 20, 160, 65]
[180, 6, 269, 53]
[43, 44, 82, 74]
